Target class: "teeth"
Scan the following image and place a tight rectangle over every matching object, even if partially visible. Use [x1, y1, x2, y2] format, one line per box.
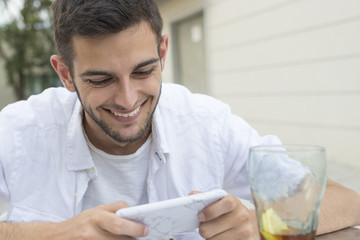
[111, 106, 140, 118]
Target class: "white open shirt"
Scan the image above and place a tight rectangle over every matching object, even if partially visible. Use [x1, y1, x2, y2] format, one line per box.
[0, 84, 280, 229]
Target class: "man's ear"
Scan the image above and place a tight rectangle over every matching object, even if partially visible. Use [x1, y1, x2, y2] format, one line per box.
[159, 34, 169, 71]
[50, 55, 76, 92]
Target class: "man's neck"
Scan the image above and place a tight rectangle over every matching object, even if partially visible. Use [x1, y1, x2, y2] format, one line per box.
[82, 114, 151, 156]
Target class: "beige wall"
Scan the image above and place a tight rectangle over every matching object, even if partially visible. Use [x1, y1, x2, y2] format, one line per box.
[159, 0, 207, 85]
[159, 0, 360, 168]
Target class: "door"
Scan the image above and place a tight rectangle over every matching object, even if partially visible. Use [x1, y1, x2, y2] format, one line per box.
[172, 12, 207, 94]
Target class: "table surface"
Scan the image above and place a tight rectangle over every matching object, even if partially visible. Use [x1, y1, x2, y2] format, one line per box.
[316, 227, 360, 240]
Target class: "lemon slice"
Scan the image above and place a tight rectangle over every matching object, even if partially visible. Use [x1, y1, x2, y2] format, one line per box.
[261, 208, 288, 235]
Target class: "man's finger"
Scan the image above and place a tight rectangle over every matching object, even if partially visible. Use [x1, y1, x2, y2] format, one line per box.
[97, 211, 149, 237]
[198, 194, 238, 222]
[98, 201, 130, 213]
[198, 212, 232, 239]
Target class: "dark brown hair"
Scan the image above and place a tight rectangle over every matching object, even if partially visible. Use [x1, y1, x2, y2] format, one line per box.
[51, 0, 163, 72]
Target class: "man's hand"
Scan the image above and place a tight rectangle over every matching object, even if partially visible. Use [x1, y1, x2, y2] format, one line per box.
[190, 191, 260, 240]
[54, 201, 149, 239]
[0, 201, 149, 240]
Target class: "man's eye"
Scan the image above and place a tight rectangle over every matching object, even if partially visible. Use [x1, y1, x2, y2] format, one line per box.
[87, 78, 112, 86]
[133, 68, 154, 77]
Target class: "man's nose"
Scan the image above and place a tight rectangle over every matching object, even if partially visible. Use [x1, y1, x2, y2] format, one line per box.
[113, 78, 137, 110]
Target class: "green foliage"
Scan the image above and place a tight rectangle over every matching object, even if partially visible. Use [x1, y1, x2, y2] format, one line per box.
[0, 0, 59, 100]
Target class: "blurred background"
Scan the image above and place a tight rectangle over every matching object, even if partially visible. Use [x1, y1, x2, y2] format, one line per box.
[0, 0, 359, 192]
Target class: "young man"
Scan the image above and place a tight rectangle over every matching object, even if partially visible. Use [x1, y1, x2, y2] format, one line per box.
[0, 0, 359, 239]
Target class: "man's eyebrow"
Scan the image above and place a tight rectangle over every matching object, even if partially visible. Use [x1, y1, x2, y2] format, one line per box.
[79, 71, 115, 78]
[78, 58, 160, 78]
[133, 58, 159, 70]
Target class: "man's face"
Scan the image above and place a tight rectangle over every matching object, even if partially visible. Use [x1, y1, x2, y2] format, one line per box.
[69, 21, 167, 154]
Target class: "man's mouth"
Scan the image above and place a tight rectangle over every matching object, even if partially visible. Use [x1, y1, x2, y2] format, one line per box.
[109, 99, 148, 119]
[111, 105, 141, 118]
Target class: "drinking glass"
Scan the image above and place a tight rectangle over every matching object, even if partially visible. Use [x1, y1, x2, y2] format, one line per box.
[248, 145, 327, 240]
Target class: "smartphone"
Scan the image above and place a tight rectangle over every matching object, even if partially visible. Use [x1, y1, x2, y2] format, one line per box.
[116, 189, 227, 239]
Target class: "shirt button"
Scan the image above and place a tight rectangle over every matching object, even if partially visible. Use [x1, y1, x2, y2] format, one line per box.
[88, 167, 95, 173]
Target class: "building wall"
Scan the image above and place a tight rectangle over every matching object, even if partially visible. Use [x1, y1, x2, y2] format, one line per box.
[159, 0, 360, 168]
[158, 0, 207, 86]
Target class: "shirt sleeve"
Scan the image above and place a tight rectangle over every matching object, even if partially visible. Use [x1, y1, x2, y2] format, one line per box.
[219, 111, 282, 201]
[0, 110, 12, 221]
[0, 160, 10, 221]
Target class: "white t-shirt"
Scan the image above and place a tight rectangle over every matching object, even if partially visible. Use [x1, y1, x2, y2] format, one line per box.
[82, 134, 152, 210]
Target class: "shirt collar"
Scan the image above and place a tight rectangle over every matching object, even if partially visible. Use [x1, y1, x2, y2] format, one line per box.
[151, 94, 170, 161]
[65, 94, 170, 170]
[66, 100, 95, 171]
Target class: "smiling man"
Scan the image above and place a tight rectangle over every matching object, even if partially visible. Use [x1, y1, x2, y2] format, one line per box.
[53, 21, 166, 155]
[0, 0, 359, 240]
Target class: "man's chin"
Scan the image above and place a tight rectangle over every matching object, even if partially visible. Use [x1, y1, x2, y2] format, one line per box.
[108, 126, 151, 145]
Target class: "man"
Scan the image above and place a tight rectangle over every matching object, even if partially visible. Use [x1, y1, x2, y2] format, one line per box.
[0, 0, 359, 239]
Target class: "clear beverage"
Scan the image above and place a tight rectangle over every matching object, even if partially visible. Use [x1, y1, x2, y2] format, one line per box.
[252, 189, 320, 240]
[248, 145, 326, 240]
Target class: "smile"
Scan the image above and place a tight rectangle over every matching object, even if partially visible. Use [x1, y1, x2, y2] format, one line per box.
[111, 105, 141, 118]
